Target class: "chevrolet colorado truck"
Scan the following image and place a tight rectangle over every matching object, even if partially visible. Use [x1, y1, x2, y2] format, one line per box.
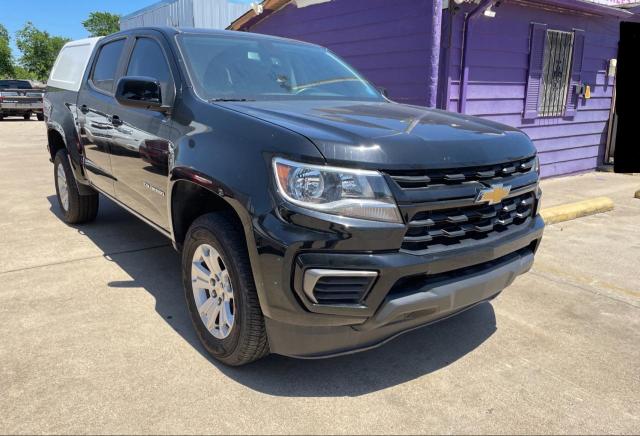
[0, 80, 44, 121]
[45, 28, 544, 366]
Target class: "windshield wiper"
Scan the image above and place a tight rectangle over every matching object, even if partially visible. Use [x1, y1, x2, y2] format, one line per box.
[209, 98, 255, 102]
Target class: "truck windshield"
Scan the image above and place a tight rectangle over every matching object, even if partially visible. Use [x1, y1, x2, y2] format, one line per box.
[177, 34, 383, 102]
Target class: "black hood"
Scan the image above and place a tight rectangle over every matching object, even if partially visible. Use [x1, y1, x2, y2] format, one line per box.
[219, 100, 536, 170]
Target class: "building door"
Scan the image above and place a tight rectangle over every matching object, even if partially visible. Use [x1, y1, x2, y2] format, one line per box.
[613, 22, 640, 173]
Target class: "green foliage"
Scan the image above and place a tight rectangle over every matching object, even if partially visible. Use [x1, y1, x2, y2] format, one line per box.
[11, 65, 38, 81]
[82, 11, 120, 37]
[15, 22, 70, 82]
[0, 24, 13, 79]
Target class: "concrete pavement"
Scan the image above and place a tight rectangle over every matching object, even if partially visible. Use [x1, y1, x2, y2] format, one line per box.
[0, 121, 638, 434]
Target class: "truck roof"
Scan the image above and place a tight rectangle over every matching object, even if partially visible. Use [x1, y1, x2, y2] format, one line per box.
[47, 37, 102, 92]
[113, 26, 318, 47]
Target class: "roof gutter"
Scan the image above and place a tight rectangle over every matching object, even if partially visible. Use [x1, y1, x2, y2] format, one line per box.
[458, 0, 494, 114]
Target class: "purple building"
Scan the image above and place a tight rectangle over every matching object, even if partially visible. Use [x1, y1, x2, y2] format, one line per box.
[230, 0, 640, 177]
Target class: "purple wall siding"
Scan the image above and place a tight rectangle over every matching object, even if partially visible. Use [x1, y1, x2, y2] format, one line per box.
[250, 0, 436, 105]
[445, 1, 619, 177]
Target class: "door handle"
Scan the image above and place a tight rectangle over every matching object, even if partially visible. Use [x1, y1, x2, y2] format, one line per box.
[110, 115, 123, 126]
[80, 104, 89, 114]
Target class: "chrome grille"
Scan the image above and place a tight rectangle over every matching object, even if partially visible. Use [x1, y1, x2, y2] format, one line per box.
[386, 156, 536, 189]
[401, 192, 535, 254]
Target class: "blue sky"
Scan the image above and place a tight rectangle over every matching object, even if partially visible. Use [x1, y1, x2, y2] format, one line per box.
[2, 0, 255, 57]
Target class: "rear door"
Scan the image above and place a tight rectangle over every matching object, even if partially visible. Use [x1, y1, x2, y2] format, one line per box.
[613, 22, 640, 173]
[109, 30, 177, 230]
[77, 36, 129, 196]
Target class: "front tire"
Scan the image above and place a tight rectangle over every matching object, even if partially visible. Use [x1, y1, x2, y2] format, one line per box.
[182, 213, 269, 366]
[37, 113, 44, 121]
[23, 112, 31, 120]
[54, 149, 99, 224]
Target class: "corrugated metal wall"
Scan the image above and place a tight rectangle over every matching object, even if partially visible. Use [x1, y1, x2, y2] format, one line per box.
[193, 0, 249, 28]
[121, 0, 248, 30]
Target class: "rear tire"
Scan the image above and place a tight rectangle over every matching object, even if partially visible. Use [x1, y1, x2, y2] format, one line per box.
[37, 113, 44, 121]
[53, 149, 99, 224]
[182, 213, 269, 366]
[23, 112, 31, 120]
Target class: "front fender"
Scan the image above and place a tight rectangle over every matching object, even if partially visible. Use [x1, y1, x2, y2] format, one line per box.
[166, 96, 327, 319]
[166, 170, 273, 318]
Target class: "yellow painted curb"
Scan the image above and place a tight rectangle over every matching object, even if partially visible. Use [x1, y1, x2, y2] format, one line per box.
[540, 196, 614, 225]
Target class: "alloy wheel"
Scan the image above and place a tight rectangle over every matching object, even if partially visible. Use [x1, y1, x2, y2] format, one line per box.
[57, 164, 69, 212]
[191, 244, 236, 339]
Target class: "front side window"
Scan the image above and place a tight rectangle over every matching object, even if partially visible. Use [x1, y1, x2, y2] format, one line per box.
[177, 34, 382, 102]
[539, 30, 574, 117]
[92, 39, 126, 93]
[126, 38, 171, 85]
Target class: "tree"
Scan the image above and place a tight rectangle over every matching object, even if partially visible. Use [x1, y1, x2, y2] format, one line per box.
[12, 65, 38, 81]
[15, 22, 69, 82]
[82, 12, 120, 37]
[0, 24, 13, 78]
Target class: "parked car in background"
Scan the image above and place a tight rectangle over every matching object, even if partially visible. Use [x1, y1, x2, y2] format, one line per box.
[45, 28, 544, 366]
[0, 80, 45, 121]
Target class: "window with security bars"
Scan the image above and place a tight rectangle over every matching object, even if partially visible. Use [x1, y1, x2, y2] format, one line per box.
[539, 30, 574, 117]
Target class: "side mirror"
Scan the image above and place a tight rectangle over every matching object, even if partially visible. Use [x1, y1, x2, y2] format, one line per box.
[115, 76, 168, 111]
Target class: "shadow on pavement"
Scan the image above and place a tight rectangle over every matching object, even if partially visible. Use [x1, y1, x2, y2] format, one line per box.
[48, 194, 497, 397]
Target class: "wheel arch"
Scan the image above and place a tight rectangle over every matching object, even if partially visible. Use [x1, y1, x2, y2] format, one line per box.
[168, 173, 270, 317]
[47, 127, 67, 161]
[47, 126, 96, 196]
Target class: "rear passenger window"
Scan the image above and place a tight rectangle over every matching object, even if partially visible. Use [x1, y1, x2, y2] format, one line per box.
[91, 39, 126, 93]
[126, 38, 171, 85]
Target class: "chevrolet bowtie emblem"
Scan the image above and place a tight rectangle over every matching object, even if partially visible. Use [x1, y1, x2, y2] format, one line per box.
[475, 184, 511, 205]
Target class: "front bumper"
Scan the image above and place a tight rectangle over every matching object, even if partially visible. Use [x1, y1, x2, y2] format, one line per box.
[266, 246, 534, 358]
[252, 200, 544, 358]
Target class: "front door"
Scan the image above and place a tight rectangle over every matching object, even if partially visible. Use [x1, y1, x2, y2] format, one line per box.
[613, 22, 640, 173]
[77, 37, 128, 196]
[109, 33, 177, 230]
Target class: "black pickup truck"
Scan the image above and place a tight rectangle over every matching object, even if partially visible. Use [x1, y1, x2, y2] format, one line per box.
[0, 80, 44, 120]
[45, 28, 544, 365]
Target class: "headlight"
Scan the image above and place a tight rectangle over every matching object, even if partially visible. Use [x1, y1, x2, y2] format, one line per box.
[273, 158, 402, 223]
